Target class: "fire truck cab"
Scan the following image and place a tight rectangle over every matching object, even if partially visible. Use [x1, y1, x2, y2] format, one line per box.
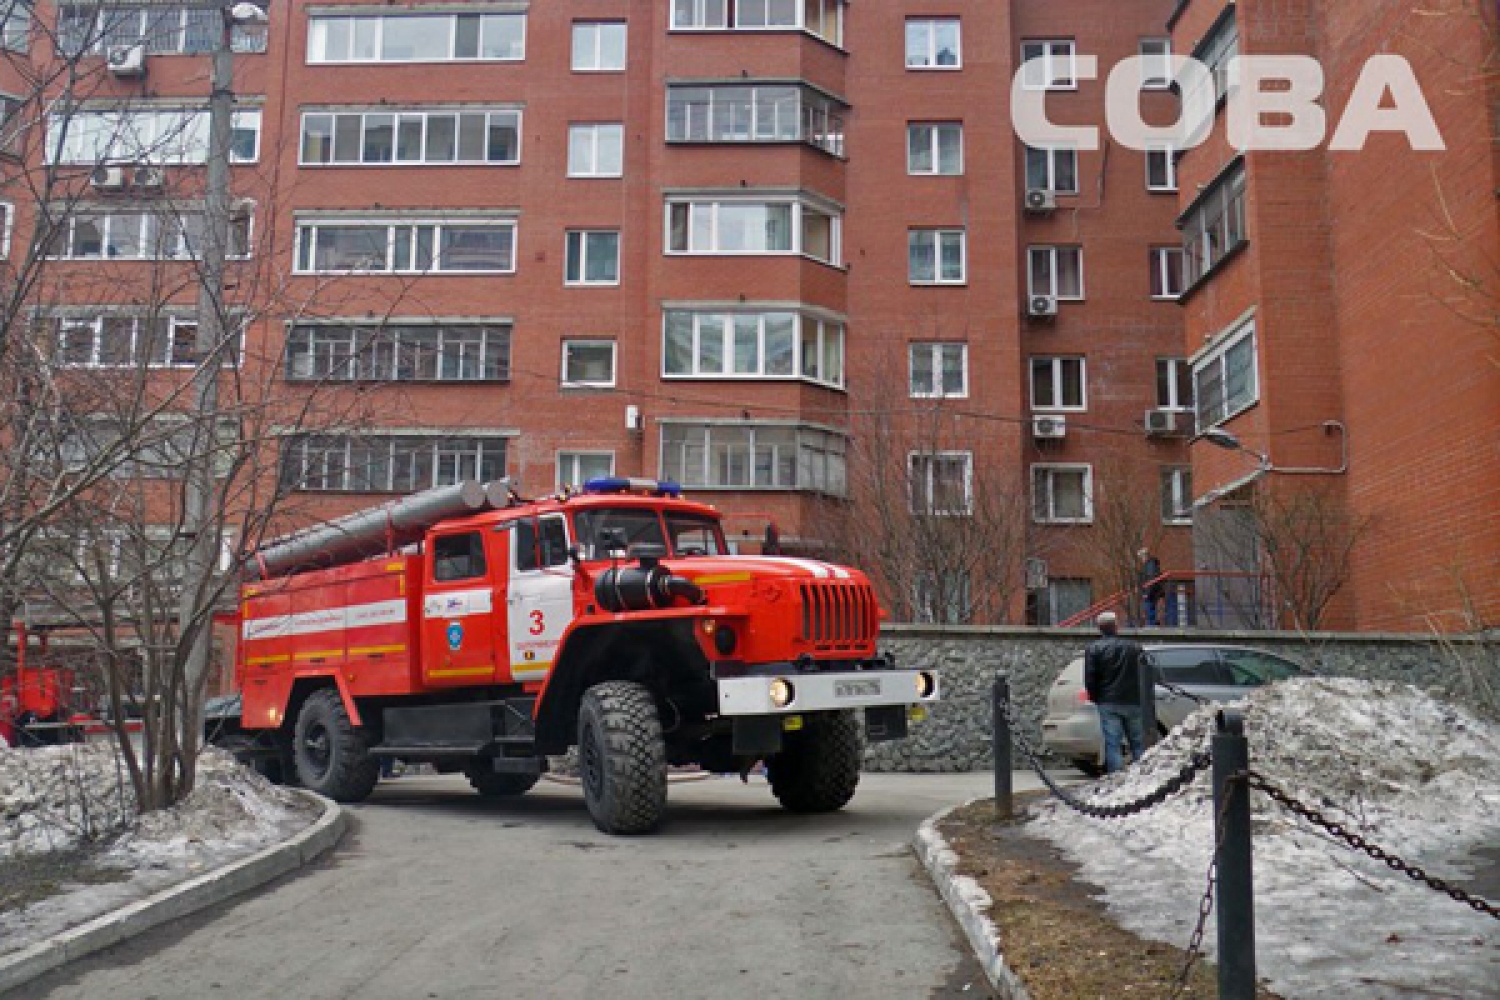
[229, 479, 938, 834]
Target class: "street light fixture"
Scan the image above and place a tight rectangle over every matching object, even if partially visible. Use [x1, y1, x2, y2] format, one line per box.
[1201, 427, 1272, 471]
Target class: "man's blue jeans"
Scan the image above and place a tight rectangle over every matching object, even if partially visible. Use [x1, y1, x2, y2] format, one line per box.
[1098, 704, 1146, 773]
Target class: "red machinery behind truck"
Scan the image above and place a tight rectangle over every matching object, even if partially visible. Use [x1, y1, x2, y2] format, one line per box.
[216, 478, 938, 833]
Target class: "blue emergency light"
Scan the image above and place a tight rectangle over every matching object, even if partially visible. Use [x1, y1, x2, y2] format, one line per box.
[583, 477, 683, 498]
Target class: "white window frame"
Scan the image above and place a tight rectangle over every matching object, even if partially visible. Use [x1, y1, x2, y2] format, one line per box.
[47, 108, 263, 166]
[2, 0, 29, 52]
[904, 17, 960, 70]
[906, 122, 963, 175]
[909, 228, 966, 285]
[561, 338, 617, 388]
[305, 12, 526, 64]
[564, 230, 621, 286]
[557, 450, 615, 489]
[1146, 144, 1178, 192]
[293, 218, 517, 275]
[0, 200, 13, 258]
[664, 197, 841, 264]
[571, 20, 626, 72]
[908, 342, 967, 399]
[661, 310, 843, 388]
[1151, 246, 1184, 300]
[567, 122, 624, 178]
[1028, 245, 1084, 301]
[659, 422, 847, 494]
[1024, 144, 1079, 194]
[1156, 358, 1194, 410]
[671, 0, 729, 30]
[44, 208, 252, 261]
[285, 323, 512, 383]
[284, 434, 509, 494]
[1140, 38, 1172, 89]
[53, 313, 236, 369]
[1031, 463, 1094, 525]
[1191, 319, 1258, 430]
[1029, 356, 1087, 412]
[298, 108, 522, 167]
[908, 451, 973, 517]
[1021, 39, 1077, 91]
[1162, 466, 1193, 525]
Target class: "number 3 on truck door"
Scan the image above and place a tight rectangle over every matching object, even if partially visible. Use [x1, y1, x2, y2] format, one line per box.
[506, 514, 574, 683]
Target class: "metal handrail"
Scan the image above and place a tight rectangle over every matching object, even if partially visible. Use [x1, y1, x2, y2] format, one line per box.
[1057, 569, 1273, 629]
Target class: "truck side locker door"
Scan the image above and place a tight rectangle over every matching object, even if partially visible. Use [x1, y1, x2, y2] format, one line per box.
[421, 529, 498, 686]
[505, 514, 574, 684]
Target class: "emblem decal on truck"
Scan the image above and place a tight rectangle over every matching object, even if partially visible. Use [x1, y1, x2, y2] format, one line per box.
[446, 622, 464, 651]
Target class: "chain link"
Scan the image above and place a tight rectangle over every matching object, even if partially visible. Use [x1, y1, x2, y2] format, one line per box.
[1245, 769, 1500, 921]
[1168, 770, 1243, 999]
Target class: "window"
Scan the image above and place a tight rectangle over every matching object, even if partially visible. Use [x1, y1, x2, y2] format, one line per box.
[561, 339, 616, 387]
[557, 451, 614, 489]
[1021, 40, 1076, 90]
[48, 108, 262, 165]
[285, 324, 511, 382]
[1140, 38, 1172, 89]
[1025, 145, 1078, 194]
[567, 123, 623, 177]
[1219, 649, 1302, 686]
[514, 515, 570, 572]
[661, 423, 846, 494]
[1032, 464, 1093, 523]
[564, 231, 620, 286]
[1151, 247, 1184, 300]
[59, 416, 237, 480]
[306, 12, 524, 63]
[43, 208, 251, 261]
[281, 434, 508, 493]
[1156, 358, 1194, 410]
[905, 18, 959, 69]
[572, 21, 626, 71]
[1181, 160, 1247, 287]
[908, 342, 966, 398]
[908, 452, 972, 516]
[672, 0, 842, 43]
[1038, 579, 1093, 626]
[672, 0, 728, 29]
[1162, 466, 1192, 524]
[907, 122, 962, 175]
[433, 532, 486, 581]
[666, 84, 844, 155]
[52, 313, 235, 368]
[665, 197, 840, 264]
[735, 0, 798, 28]
[1192, 9, 1240, 107]
[1028, 246, 1084, 300]
[1030, 356, 1086, 411]
[1192, 319, 1258, 428]
[909, 229, 965, 284]
[0, 201, 11, 257]
[912, 571, 972, 624]
[58, 4, 266, 55]
[1146, 145, 1177, 192]
[2, 0, 29, 51]
[294, 218, 516, 274]
[299, 109, 520, 166]
[663, 309, 843, 387]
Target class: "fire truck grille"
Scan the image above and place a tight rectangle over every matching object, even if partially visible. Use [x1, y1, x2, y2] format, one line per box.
[798, 581, 877, 650]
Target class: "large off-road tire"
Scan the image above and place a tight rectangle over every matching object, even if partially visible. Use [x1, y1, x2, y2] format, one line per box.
[293, 688, 379, 802]
[465, 765, 541, 798]
[578, 681, 667, 834]
[768, 710, 863, 814]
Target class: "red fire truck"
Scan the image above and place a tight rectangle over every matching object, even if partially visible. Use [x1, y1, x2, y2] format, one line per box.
[1, 624, 86, 748]
[217, 478, 938, 833]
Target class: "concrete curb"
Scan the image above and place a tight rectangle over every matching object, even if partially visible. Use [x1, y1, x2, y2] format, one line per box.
[0, 790, 347, 995]
[912, 799, 1033, 1000]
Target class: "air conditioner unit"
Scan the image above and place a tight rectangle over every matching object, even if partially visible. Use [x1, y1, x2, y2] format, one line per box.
[1028, 294, 1058, 319]
[1144, 408, 1185, 437]
[90, 165, 128, 192]
[131, 165, 165, 191]
[1031, 414, 1067, 440]
[1024, 188, 1057, 214]
[106, 43, 146, 77]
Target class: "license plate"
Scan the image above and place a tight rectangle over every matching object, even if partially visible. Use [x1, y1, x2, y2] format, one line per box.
[834, 678, 882, 699]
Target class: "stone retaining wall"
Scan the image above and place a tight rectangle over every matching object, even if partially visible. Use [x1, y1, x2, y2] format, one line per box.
[863, 626, 1499, 772]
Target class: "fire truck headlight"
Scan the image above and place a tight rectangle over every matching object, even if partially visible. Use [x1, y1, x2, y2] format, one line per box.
[915, 671, 937, 699]
[769, 678, 796, 708]
[713, 625, 737, 656]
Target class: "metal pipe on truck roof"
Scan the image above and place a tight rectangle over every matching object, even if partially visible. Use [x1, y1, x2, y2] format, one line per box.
[243, 480, 505, 580]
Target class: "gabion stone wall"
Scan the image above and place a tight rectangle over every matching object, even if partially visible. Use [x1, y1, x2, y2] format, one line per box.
[862, 625, 1500, 773]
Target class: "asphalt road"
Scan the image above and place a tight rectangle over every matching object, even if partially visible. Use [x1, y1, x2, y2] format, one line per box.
[11, 771, 1008, 1000]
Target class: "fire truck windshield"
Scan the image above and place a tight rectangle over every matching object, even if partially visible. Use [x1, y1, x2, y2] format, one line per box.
[573, 508, 726, 559]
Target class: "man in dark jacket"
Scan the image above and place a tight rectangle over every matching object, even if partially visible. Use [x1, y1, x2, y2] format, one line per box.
[1084, 611, 1147, 773]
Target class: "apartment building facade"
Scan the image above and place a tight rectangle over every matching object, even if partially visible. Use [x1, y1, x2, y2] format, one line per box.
[21, 0, 1491, 633]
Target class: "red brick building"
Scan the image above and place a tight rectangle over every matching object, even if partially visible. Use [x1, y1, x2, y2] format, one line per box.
[3, 0, 1491, 631]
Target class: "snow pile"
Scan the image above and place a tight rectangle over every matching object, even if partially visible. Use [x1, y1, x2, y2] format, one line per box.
[1028, 677, 1500, 999]
[0, 744, 138, 858]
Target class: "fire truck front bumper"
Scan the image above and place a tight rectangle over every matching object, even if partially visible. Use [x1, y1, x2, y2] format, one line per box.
[716, 669, 940, 717]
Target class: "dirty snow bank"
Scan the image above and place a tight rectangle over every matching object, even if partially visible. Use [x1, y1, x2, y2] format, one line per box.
[1, 745, 318, 955]
[1028, 677, 1500, 999]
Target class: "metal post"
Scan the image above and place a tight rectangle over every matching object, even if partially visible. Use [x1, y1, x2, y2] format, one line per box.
[1213, 709, 1256, 1000]
[992, 672, 1013, 821]
[1139, 649, 1158, 749]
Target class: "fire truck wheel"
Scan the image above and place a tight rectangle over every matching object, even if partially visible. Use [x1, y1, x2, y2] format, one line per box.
[767, 710, 863, 814]
[293, 689, 379, 802]
[464, 766, 541, 797]
[578, 681, 667, 835]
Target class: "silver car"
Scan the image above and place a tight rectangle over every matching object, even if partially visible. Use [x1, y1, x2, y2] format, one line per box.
[1040, 644, 1306, 775]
